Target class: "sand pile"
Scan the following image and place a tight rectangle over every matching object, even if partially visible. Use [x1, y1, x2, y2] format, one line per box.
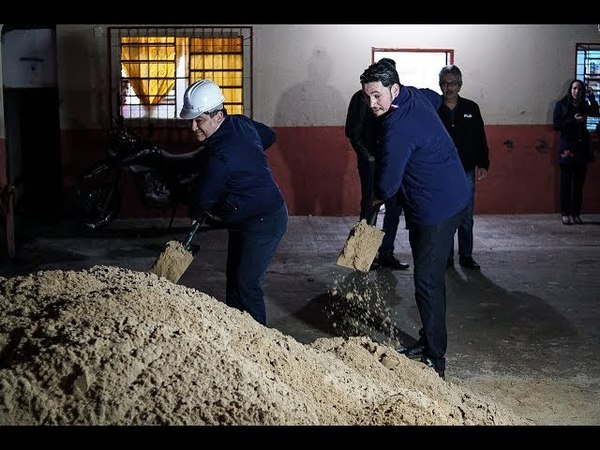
[0, 266, 527, 425]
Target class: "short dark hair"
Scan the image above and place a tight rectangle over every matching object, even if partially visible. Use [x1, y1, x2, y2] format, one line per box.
[360, 60, 400, 87]
[377, 57, 397, 69]
[439, 65, 463, 87]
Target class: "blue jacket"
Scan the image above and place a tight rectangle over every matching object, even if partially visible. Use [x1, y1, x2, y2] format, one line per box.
[376, 86, 470, 226]
[191, 115, 285, 224]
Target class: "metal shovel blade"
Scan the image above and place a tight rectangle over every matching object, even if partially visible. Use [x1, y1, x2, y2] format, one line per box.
[336, 219, 384, 272]
[149, 221, 201, 283]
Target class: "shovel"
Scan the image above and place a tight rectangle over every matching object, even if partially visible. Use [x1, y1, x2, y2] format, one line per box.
[149, 219, 202, 283]
[336, 211, 384, 272]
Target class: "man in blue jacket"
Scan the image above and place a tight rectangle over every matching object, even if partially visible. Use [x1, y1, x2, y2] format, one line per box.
[360, 60, 470, 378]
[345, 86, 409, 271]
[180, 79, 288, 326]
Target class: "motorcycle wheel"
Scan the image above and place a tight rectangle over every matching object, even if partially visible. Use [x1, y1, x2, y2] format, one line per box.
[73, 163, 122, 231]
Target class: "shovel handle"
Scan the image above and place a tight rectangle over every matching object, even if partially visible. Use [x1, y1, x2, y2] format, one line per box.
[368, 208, 380, 226]
[182, 219, 202, 250]
[371, 211, 378, 226]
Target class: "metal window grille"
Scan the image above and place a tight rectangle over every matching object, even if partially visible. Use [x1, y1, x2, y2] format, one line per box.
[576, 43, 600, 132]
[109, 26, 252, 129]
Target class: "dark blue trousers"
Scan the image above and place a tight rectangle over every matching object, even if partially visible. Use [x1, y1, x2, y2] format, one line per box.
[409, 207, 466, 372]
[225, 203, 288, 325]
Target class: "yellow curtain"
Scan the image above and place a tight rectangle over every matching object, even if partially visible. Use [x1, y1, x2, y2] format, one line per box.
[189, 37, 242, 108]
[121, 37, 176, 105]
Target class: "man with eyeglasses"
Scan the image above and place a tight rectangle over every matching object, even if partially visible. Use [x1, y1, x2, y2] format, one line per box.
[438, 65, 490, 271]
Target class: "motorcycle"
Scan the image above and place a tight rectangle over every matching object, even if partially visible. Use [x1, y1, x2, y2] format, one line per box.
[73, 117, 204, 231]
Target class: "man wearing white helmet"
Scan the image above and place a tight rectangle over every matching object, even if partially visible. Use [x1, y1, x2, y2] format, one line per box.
[181, 79, 288, 326]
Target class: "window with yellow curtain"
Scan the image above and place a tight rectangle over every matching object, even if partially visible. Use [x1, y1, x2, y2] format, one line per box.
[112, 27, 252, 122]
[188, 37, 244, 115]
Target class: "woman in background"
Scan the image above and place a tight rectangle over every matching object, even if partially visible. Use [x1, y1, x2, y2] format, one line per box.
[553, 79, 599, 225]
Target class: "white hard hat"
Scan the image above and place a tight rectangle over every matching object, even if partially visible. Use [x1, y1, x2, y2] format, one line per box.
[180, 79, 225, 119]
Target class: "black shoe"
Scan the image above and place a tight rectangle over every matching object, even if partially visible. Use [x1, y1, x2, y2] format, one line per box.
[446, 258, 454, 269]
[459, 256, 480, 270]
[369, 260, 381, 271]
[376, 253, 409, 270]
[573, 215, 583, 224]
[420, 355, 445, 379]
[397, 341, 425, 360]
[561, 215, 572, 225]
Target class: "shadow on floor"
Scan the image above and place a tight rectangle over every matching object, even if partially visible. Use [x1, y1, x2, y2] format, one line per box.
[446, 267, 579, 375]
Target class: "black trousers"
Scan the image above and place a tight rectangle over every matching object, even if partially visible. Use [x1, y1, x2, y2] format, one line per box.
[559, 162, 588, 216]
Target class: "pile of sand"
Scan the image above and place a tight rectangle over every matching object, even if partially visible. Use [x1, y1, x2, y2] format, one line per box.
[0, 266, 527, 425]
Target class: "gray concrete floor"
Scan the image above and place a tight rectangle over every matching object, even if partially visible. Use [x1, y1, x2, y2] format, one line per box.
[2, 213, 600, 422]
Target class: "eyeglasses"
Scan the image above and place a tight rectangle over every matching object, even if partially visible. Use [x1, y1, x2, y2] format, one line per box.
[440, 80, 460, 88]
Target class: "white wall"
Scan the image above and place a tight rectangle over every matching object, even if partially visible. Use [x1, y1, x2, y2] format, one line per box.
[254, 24, 600, 126]
[40, 24, 600, 129]
[2, 28, 57, 88]
[56, 25, 111, 130]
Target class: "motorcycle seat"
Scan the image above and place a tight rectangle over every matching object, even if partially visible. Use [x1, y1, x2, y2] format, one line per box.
[158, 146, 205, 162]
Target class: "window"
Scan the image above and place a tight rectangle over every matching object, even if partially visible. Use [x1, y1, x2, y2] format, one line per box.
[109, 26, 252, 126]
[576, 43, 600, 131]
[372, 48, 454, 93]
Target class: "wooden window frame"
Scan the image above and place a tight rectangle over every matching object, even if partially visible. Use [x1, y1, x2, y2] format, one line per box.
[372, 48, 454, 93]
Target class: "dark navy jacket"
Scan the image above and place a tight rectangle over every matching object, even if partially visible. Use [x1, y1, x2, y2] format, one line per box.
[345, 89, 377, 162]
[191, 114, 285, 224]
[553, 94, 600, 164]
[376, 86, 470, 226]
[438, 96, 490, 171]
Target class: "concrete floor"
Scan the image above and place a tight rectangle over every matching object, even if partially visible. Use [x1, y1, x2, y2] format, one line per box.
[2, 214, 600, 397]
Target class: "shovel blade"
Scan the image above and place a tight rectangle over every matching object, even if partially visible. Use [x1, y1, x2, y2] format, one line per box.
[337, 219, 385, 272]
[149, 240, 194, 283]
